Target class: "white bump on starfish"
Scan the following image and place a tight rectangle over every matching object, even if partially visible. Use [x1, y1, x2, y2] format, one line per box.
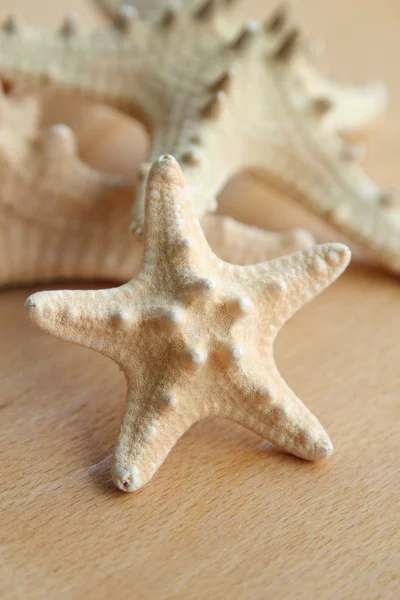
[187, 277, 215, 299]
[327, 248, 343, 266]
[268, 279, 288, 294]
[219, 342, 243, 365]
[312, 256, 329, 276]
[176, 238, 193, 253]
[112, 462, 142, 492]
[64, 306, 78, 321]
[159, 307, 185, 332]
[44, 124, 77, 159]
[163, 392, 178, 408]
[264, 385, 276, 402]
[329, 203, 352, 225]
[144, 424, 158, 442]
[225, 296, 253, 318]
[274, 404, 291, 421]
[185, 348, 207, 368]
[111, 310, 131, 327]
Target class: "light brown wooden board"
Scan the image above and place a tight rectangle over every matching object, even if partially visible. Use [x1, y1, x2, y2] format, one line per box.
[0, 1, 399, 598]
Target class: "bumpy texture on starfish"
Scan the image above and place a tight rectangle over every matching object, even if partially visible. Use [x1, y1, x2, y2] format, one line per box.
[95, 0, 200, 22]
[0, 87, 313, 286]
[0, 87, 132, 285]
[0, 2, 393, 271]
[26, 155, 351, 493]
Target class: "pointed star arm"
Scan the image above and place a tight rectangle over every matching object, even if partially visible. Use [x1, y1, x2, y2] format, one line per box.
[296, 55, 388, 140]
[0, 19, 148, 112]
[112, 382, 206, 492]
[225, 363, 333, 461]
[201, 215, 314, 265]
[251, 124, 400, 273]
[2, 123, 129, 218]
[143, 155, 217, 271]
[25, 283, 146, 361]
[233, 243, 351, 329]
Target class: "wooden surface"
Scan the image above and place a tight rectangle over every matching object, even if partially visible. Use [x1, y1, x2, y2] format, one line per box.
[1, 1, 399, 598]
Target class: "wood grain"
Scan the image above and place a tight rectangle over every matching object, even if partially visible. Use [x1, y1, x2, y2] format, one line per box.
[0, 1, 399, 598]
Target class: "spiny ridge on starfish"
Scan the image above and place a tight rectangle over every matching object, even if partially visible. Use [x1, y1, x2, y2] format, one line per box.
[0, 88, 313, 286]
[26, 155, 351, 493]
[94, 0, 202, 23]
[0, 2, 392, 270]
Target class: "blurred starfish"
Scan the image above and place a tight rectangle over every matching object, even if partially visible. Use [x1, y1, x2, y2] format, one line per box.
[0, 2, 395, 272]
[0, 87, 312, 287]
[26, 155, 351, 492]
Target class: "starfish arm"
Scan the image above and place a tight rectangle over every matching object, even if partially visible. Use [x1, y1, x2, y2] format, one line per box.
[322, 80, 388, 141]
[251, 122, 400, 272]
[143, 155, 217, 271]
[233, 243, 351, 329]
[201, 214, 315, 264]
[225, 366, 333, 461]
[0, 110, 134, 286]
[296, 56, 388, 141]
[132, 124, 239, 234]
[0, 19, 149, 113]
[2, 122, 127, 215]
[24, 283, 144, 361]
[112, 382, 206, 492]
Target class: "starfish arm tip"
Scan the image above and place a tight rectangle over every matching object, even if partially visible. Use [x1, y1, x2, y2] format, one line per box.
[306, 435, 334, 461]
[111, 461, 144, 493]
[146, 154, 185, 200]
[25, 291, 48, 326]
[321, 242, 352, 272]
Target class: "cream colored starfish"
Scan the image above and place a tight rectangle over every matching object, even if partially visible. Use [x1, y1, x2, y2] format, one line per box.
[0, 87, 312, 286]
[0, 2, 391, 271]
[26, 155, 351, 493]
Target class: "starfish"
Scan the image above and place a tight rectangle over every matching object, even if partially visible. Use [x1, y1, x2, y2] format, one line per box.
[25, 155, 351, 493]
[0, 2, 392, 271]
[0, 86, 312, 286]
